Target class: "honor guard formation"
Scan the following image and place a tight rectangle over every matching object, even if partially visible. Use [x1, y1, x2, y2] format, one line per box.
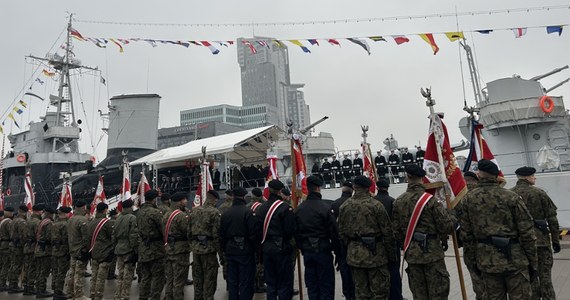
[0, 159, 562, 300]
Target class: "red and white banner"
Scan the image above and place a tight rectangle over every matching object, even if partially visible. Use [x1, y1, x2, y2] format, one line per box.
[136, 171, 151, 207]
[465, 120, 504, 180]
[193, 162, 214, 208]
[0, 193, 4, 212]
[423, 114, 467, 209]
[59, 180, 73, 209]
[362, 142, 377, 195]
[293, 135, 308, 200]
[24, 170, 34, 211]
[91, 176, 106, 215]
[263, 155, 279, 199]
[119, 162, 131, 212]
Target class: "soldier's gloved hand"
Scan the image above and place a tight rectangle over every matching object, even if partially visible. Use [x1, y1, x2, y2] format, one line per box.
[553, 242, 561, 253]
[334, 255, 340, 271]
[441, 240, 449, 252]
[529, 266, 539, 282]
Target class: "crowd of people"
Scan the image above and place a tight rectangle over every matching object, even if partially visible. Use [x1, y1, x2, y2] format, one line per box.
[0, 158, 561, 300]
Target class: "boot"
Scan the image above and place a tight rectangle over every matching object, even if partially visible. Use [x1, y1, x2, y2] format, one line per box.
[36, 290, 54, 298]
[7, 286, 24, 294]
[23, 286, 35, 295]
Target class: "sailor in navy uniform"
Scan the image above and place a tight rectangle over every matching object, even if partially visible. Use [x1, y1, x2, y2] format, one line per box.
[342, 154, 353, 181]
[352, 154, 363, 177]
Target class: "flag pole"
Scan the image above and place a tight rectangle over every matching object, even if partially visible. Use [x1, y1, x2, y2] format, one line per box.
[422, 87, 468, 300]
[288, 121, 304, 300]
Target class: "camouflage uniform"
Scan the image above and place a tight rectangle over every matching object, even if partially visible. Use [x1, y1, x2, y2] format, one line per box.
[34, 214, 54, 294]
[112, 207, 139, 300]
[511, 179, 559, 300]
[338, 189, 397, 299]
[22, 213, 41, 294]
[8, 213, 26, 291]
[51, 213, 70, 299]
[392, 182, 454, 300]
[460, 177, 537, 300]
[87, 212, 114, 300]
[137, 202, 166, 300]
[67, 206, 90, 299]
[0, 214, 12, 291]
[189, 202, 221, 300]
[163, 204, 190, 300]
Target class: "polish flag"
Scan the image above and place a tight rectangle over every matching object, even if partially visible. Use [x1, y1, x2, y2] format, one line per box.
[362, 143, 377, 195]
[263, 155, 279, 199]
[91, 176, 106, 215]
[119, 164, 131, 212]
[24, 171, 34, 211]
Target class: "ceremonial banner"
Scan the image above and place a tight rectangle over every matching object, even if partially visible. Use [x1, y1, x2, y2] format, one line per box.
[292, 134, 308, 199]
[136, 171, 151, 206]
[193, 163, 213, 207]
[91, 176, 106, 215]
[59, 180, 73, 208]
[463, 119, 504, 179]
[119, 162, 131, 212]
[362, 143, 377, 195]
[263, 155, 279, 199]
[24, 170, 34, 210]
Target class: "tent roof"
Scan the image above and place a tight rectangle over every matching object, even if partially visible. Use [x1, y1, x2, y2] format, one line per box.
[131, 125, 283, 168]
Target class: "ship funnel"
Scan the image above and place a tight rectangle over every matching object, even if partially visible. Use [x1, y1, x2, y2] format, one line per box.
[545, 78, 570, 93]
[529, 65, 568, 81]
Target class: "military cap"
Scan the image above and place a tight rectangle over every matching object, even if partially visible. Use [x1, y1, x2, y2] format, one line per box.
[109, 209, 118, 217]
[161, 192, 171, 201]
[282, 189, 291, 196]
[171, 191, 188, 202]
[96, 202, 109, 212]
[342, 181, 353, 189]
[232, 187, 248, 197]
[225, 190, 233, 196]
[515, 166, 536, 176]
[477, 159, 499, 176]
[306, 175, 323, 187]
[32, 204, 45, 211]
[376, 179, 390, 189]
[74, 200, 86, 208]
[122, 199, 134, 209]
[463, 171, 479, 181]
[19, 205, 28, 212]
[268, 179, 284, 190]
[251, 188, 262, 197]
[4, 207, 14, 212]
[405, 164, 426, 177]
[144, 189, 159, 200]
[353, 175, 372, 188]
[58, 206, 72, 214]
[207, 190, 220, 199]
[44, 206, 57, 214]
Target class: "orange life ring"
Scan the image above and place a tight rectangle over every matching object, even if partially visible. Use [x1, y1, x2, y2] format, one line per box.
[540, 96, 554, 114]
[16, 154, 26, 163]
[5, 188, 11, 196]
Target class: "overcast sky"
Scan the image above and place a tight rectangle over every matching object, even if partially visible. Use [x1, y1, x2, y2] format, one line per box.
[1, 0, 569, 160]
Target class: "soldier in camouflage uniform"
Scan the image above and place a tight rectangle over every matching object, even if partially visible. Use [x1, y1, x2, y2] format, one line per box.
[460, 160, 537, 299]
[51, 206, 71, 300]
[511, 166, 560, 300]
[159, 192, 172, 216]
[107, 208, 119, 280]
[163, 191, 190, 300]
[246, 188, 267, 293]
[189, 190, 221, 300]
[22, 204, 44, 295]
[87, 202, 114, 300]
[137, 190, 166, 300]
[338, 175, 397, 299]
[218, 189, 233, 282]
[7, 205, 28, 294]
[112, 199, 138, 300]
[34, 206, 56, 298]
[392, 165, 455, 300]
[67, 200, 91, 300]
[0, 207, 14, 292]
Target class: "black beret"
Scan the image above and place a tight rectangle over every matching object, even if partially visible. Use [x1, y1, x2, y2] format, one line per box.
[268, 180, 284, 190]
[376, 179, 390, 189]
[477, 159, 499, 176]
[353, 175, 372, 188]
[44, 206, 56, 214]
[4, 207, 14, 212]
[144, 189, 159, 200]
[282, 189, 291, 196]
[207, 190, 220, 199]
[515, 166, 536, 176]
[342, 181, 353, 189]
[161, 193, 171, 201]
[405, 165, 426, 177]
[58, 206, 72, 214]
[171, 192, 188, 202]
[109, 209, 118, 216]
[74, 200, 86, 208]
[251, 188, 262, 197]
[306, 175, 323, 187]
[19, 205, 29, 212]
[225, 190, 233, 196]
[96, 202, 108, 212]
[232, 187, 248, 197]
[32, 204, 45, 211]
[463, 171, 479, 181]
[122, 199, 134, 209]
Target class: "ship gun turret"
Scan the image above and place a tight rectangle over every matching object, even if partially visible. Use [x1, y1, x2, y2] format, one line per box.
[530, 65, 568, 81]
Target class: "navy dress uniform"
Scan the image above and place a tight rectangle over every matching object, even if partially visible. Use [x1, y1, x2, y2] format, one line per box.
[294, 176, 340, 300]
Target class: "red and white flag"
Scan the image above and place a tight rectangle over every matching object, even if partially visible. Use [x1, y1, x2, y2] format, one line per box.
[293, 135, 308, 201]
[464, 119, 504, 180]
[59, 180, 73, 209]
[512, 28, 527, 38]
[91, 176, 106, 215]
[0, 192, 4, 212]
[423, 113, 467, 209]
[263, 155, 279, 199]
[362, 142, 377, 195]
[136, 172, 151, 207]
[193, 162, 213, 207]
[119, 163, 131, 212]
[24, 170, 34, 211]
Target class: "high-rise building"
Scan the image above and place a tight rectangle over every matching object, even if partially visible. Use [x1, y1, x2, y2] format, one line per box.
[180, 103, 278, 130]
[287, 84, 311, 130]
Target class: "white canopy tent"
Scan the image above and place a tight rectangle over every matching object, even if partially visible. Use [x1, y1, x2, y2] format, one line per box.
[131, 125, 283, 169]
